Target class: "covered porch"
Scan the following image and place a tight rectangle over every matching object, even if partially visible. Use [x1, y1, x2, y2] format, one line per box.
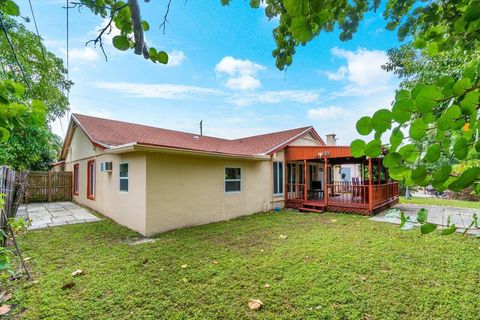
[283, 146, 399, 215]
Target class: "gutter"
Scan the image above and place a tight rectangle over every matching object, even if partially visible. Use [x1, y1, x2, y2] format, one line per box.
[105, 142, 271, 161]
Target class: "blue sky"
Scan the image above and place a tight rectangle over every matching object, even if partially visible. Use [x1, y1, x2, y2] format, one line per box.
[19, 1, 401, 145]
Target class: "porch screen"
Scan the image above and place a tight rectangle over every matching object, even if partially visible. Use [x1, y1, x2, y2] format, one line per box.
[273, 162, 284, 195]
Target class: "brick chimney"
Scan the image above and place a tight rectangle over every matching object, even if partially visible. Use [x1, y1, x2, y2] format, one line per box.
[326, 134, 337, 146]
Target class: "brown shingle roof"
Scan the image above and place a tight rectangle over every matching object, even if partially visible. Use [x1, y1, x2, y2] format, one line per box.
[71, 113, 323, 156]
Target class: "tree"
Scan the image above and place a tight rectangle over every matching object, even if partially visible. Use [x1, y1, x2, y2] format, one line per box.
[0, 127, 62, 171]
[2, 0, 480, 194]
[0, 1, 47, 143]
[0, 16, 70, 169]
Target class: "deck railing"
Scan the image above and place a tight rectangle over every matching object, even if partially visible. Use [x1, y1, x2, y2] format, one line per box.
[286, 183, 305, 200]
[372, 182, 399, 205]
[327, 182, 369, 206]
[286, 181, 399, 208]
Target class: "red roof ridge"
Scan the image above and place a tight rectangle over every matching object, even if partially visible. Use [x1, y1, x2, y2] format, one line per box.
[72, 113, 228, 142]
[67, 113, 325, 157]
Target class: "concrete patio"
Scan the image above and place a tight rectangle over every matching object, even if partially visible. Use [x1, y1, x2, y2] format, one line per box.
[372, 203, 479, 235]
[17, 202, 101, 230]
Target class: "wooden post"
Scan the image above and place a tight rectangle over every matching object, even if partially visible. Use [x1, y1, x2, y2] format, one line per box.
[303, 159, 307, 201]
[377, 158, 381, 184]
[284, 160, 288, 202]
[324, 158, 328, 207]
[47, 170, 52, 202]
[368, 158, 373, 213]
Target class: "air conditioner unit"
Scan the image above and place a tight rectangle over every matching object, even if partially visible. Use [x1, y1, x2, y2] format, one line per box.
[100, 161, 113, 172]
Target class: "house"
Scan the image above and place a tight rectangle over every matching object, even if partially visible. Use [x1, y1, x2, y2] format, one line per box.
[57, 114, 398, 236]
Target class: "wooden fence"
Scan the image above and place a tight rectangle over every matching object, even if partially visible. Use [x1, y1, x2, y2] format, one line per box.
[26, 171, 72, 203]
[0, 166, 27, 232]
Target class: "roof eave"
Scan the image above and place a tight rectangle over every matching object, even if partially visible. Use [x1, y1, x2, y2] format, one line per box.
[264, 127, 325, 155]
[105, 142, 270, 160]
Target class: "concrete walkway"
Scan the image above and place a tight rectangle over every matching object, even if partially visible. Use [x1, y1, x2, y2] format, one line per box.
[17, 202, 101, 230]
[371, 203, 479, 235]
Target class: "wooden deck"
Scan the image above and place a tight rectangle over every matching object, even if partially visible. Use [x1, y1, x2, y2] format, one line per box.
[286, 182, 399, 215]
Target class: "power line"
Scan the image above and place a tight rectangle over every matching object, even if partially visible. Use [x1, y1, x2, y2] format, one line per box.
[27, 0, 47, 68]
[0, 15, 32, 93]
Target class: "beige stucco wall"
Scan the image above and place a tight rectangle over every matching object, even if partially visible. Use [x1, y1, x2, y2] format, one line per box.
[145, 152, 273, 235]
[64, 127, 148, 235]
[62, 126, 329, 236]
[289, 133, 323, 146]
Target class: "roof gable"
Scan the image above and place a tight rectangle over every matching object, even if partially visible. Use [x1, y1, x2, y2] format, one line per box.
[62, 114, 325, 158]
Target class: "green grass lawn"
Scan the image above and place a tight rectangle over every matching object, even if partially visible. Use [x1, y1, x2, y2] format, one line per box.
[7, 211, 480, 319]
[400, 196, 480, 209]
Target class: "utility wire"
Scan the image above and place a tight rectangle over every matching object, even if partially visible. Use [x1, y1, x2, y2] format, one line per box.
[27, 0, 47, 68]
[0, 14, 32, 93]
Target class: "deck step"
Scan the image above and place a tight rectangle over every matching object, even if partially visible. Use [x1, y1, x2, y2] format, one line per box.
[299, 206, 325, 213]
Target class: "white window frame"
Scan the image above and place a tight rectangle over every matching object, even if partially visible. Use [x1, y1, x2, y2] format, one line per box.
[119, 162, 129, 193]
[273, 161, 284, 196]
[224, 167, 242, 194]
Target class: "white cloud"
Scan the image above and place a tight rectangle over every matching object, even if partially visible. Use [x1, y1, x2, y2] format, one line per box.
[325, 66, 348, 81]
[323, 47, 396, 97]
[215, 56, 266, 90]
[166, 50, 186, 67]
[95, 82, 223, 100]
[330, 47, 391, 86]
[228, 90, 321, 106]
[307, 106, 351, 120]
[64, 47, 99, 63]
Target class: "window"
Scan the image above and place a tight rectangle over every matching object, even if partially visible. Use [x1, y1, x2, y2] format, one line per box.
[225, 167, 241, 193]
[73, 163, 79, 195]
[119, 163, 129, 192]
[87, 160, 95, 200]
[273, 162, 284, 195]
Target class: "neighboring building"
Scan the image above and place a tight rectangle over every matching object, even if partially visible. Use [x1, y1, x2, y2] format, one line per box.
[58, 114, 398, 236]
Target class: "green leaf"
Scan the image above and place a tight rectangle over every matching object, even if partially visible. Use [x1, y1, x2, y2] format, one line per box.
[453, 137, 469, 160]
[142, 20, 150, 31]
[412, 38, 426, 49]
[371, 109, 393, 133]
[290, 16, 313, 42]
[453, 78, 472, 96]
[356, 116, 373, 135]
[0, 127, 10, 143]
[389, 127, 404, 151]
[398, 144, 419, 163]
[409, 118, 427, 140]
[441, 225, 457, 235]
[415, 85, 442, 114]
[438, 105, 461, 130]
[411, 166, 427, 184]
[417, 208, 428, 224]
[425, 144, 441, 163]
[460, 91, 479, 116]
[3, 0, 20, 16]
[426, 42, 438, 56]
[475, 140, 480, 152]
[464, 3, 480, 22]
[420, 223, 437, 235]
[112, 35, 130, 51]
[350, 139, 366, 158]
[364, 139, 382, 158]
[399, 211, 407, 227]
[392, 98, 413, 124]
[383, 152, 402, 168]
[448, 167, 480, 191]
[156, 51, 169, 64]
[433, 165, 452, 183]
[283, 0, 309, 16]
